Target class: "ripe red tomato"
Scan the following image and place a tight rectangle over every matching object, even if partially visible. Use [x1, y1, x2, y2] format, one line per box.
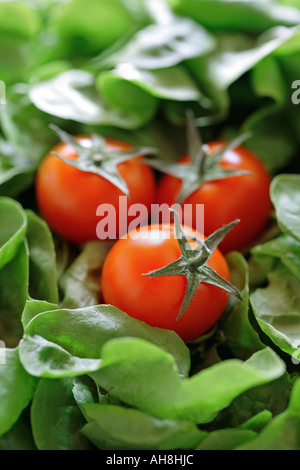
[101, 223, 231, 342]
[36, 136, 156, 244]
[156, 142, 272, 253]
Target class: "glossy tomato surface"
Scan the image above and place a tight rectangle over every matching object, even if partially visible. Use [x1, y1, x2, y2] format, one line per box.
[36, 136, 156, 244]
[101, 223, 231, 342]
[156, 142, 272, 253]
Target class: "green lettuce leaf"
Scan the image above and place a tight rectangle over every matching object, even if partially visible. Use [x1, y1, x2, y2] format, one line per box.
[208, 372, 292, 430]
[60, 241, 113, 309]
[252, 234, 300, 282]
[0, 197, 27, 270]
[0, 1, 41, 85]
[26, 210, 59, 305]
[0, 242, 29, 347]
[97, 65, 201, 102]
[0, 410, 36, 450]
[220, 251, 264, 359]
[91, 337, 285, 424]
[92, 15, 215, 70]
[250, 263, 300, 361]
[0, 348, 37, 437]
[19, 305, 190, 378]
[270, 174, 300, 242]
[21, 299, 58, 330]
[238, 378, 300, 449]
[50, 0, 136, 50]
[169, 0, 300, 33]
[195, 409, 273, 449]
[31, 376, 97, 450]
[29, 69, 158, 129]
[81, 403, 206, 450]
[195, 428, 256, 450]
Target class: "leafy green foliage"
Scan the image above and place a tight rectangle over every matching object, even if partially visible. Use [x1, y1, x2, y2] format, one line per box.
[91, 339, 285, 423]
[31, 376, 97, 450]
[169, 0, 300, 32]
[26, 210, 59, 304]
[50, 0, 136, 50]
[19, 305, 191, 378]
[220, 252, 264, 360]
[59, 241, 113, 309]
[250, 173, 300, 362]
[0, 411, 36, 450]
[0, 198, 27, 269]
[0, 348, 37, 437]
[2, 0, 300, 451]
[81, 404, 206, 450]
[271, 174, 300, 242]
[92, 16, 215, 70]
[237, 379, 300, 449]
[0, 198, 29, 346]
[251, 263, 300, 360]
[0, 242, 29, 347]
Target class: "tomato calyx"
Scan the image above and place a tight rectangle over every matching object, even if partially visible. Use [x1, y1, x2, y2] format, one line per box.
[143, 210, 243, 320]
[147, 112, 252, 203]
[49, 124, 156, 196]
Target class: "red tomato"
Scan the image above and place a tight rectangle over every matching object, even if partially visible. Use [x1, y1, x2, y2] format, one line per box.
[101, 223, 231, 342]
[36, 136, 156, 244]
[156, 142, 272, 253]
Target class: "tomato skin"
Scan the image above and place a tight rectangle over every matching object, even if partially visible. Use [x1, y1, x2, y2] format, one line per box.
[101, 224, 230, 342]
[36, 137, 156, 244]
[156, 142, 272, 253]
